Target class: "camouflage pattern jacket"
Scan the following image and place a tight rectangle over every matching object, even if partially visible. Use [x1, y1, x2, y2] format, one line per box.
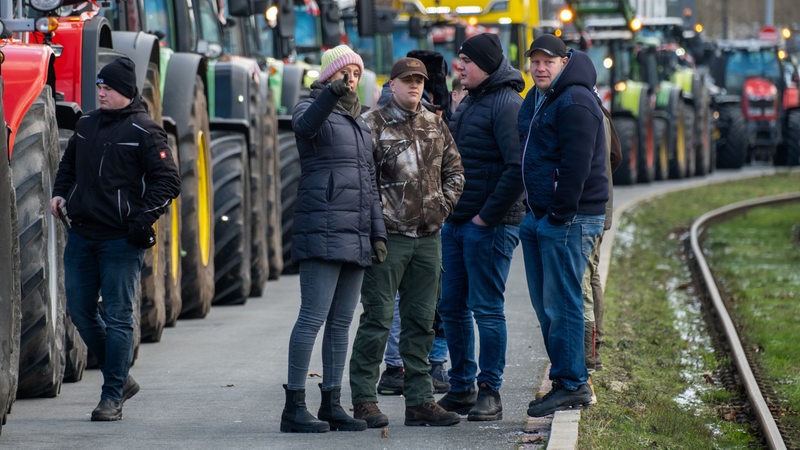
[363, 97, 464, 238]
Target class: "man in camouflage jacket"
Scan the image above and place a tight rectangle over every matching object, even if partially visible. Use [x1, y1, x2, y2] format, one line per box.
[349, 57, 465, 427]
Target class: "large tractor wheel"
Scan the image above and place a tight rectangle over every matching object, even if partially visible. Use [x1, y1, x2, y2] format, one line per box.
[263, 88, 283, 283]
[279, 129, 300, 274]
[665, 91, 688, 180]
[681, 101, 697, 177]
[163, 134, 182, 327]
[636, 95, 656, 184]
[775, 109, 800, 166]
[178, 76, 215, 319]
[0, 93, 21, 432]
[652, 116, 669, 181]
[246, 78, 271, 297]
[211, 130, 252, 305]
[715, 104, 748, 169]
[612, 117, 639, 186]
[13, 86, 66, 399]
[136, 59, 167, 342]
[692, 75, 713, 175]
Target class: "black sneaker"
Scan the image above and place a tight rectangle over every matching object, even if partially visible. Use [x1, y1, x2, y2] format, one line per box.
[436, 384, 477, 415]
[91, 397, 123, 421]
[527, 382, 592, 417]
[377, 365, 404, 396]
[429, 362, 450, 394]
[123, 376, 140, 403]
[467, 383, 502, 421]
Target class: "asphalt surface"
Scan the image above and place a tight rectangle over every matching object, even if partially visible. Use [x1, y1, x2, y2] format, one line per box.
[1, 166, 777, 450]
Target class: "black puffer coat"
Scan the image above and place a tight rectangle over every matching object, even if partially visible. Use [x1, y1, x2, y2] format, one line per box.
[291, 84, 386, 267]
[447, 57, 526, 226]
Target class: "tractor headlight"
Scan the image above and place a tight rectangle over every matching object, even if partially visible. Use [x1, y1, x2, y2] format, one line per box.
[30, 0, 62, 12]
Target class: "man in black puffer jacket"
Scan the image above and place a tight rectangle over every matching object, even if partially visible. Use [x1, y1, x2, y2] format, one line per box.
[51, 56, 181, 422]
[436, 33, 526, 423]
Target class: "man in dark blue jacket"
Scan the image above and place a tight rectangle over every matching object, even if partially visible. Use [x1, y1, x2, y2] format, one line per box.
[518, 34, 608, 417]
[51, 57, 181, 421]
[436, 32, 525, 422]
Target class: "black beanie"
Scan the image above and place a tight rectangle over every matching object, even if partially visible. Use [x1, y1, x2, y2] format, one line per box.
[97, 57, 137, 99]
[458, 33, 503, 74]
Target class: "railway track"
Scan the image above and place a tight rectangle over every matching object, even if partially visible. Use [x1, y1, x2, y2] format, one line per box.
[689, 191, 800, 450]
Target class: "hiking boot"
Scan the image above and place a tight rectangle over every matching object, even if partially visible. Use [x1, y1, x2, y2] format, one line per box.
[353, 402, 389, 428]
[91, 397, 123, 421]
[123, 376, 140, 403]
[429, 362, 450, 394]
[436, 384, 477, 415]
[377, 365, 404, 396]
[467, 383, 502, 421]
[405, 401, 460, 426]
[527, 382, 592, 417]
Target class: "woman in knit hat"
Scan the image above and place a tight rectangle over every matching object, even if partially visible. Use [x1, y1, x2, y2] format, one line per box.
[280, 44, 386, 434]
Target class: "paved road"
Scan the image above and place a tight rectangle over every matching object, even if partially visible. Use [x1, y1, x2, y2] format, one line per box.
[1, 166, 777, 450]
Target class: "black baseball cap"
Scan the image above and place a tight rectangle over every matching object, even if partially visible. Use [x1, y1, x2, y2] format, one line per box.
[525, 34, 568, 58]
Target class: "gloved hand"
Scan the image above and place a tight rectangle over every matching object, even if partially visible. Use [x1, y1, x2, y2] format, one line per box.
[329, 73, 351, 97]
[128, 222, 156, 249]
[371, 239, 387, 264]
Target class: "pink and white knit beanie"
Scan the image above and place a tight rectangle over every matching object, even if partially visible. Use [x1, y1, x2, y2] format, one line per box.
[319, 45, 364, 83]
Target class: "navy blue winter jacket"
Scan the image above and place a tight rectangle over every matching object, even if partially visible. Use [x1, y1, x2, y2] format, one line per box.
[290, 83, 386, 267]
[519, 50, 608, 225]
[447, 58, 526, 226]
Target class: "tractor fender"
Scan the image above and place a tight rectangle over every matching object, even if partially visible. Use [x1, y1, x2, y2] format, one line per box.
[615, 80, 647, 120]
[208, 56, 257, 143]
[52, 15, 114, 110]
[162, 52, 208, 138]
[110, 31, 160, 95]
[1, 44, 56, 158]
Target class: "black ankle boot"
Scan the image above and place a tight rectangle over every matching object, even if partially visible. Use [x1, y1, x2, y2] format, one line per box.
[280, 385, 330, 433]
[317, 384, 367, 431]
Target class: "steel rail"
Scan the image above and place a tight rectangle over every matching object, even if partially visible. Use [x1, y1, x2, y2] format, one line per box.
[689, 191, 800, 450]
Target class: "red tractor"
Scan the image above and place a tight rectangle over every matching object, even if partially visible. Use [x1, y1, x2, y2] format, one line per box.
[709, 39, 800, 168]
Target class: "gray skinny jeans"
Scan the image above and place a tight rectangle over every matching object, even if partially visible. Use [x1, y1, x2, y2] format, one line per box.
[286, 259, 364, 390]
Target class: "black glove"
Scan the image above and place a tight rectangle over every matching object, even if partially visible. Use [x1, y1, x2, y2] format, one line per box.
[371, 239, 387, 264]
[128, 222, 156, 249]
[329, 73, 351, 97]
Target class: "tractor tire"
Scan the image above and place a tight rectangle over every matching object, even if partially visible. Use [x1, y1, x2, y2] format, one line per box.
[178, 76, 215, 319]
[61, 312, 87, 383]
[692, 75, 713, 176]
[264, 89, 284, 283]
[13, 86, 66, 399]
[715, 104, 749, 169]
[653, 116, 669, 181]
[246, 80, 272, 297]
[0, 97, 21, 432]
[666, 92, 688, 180]
[775, 109, 800, 166]
[612, 117, 639, 186]
[681, 101, 697, 177]
[135, 59, 167, 341]
[279, 129, 300, 275]
[636, 95, 656, 183]
[163, 133, 182, 327]
[210, 130, 252, 305]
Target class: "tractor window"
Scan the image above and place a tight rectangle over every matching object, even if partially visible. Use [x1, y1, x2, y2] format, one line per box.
[725, 49, 781, 94]
[144, 0, 178, 49]
[197, 0, 224, 47]
[255, 14, 277, 59]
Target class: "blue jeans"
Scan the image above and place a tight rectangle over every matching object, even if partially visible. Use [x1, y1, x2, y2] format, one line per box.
[520, 213, 604, 390]
[384, 293, 448, 366]
[64, 231, 144, 401]
[287, 259, 364, 390]
[438, 221, 520, 392]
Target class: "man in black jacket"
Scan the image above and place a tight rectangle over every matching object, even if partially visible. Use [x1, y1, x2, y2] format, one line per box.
[50, 56, 181, 421]
[436, 33, 525, 422]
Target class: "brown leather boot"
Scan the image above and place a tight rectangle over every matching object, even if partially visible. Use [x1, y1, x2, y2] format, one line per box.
[405, 401, 460, 426]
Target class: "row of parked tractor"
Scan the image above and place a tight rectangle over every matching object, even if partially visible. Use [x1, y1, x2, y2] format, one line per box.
[554, 1, 800, 188]
[0, 0, 367, 435]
